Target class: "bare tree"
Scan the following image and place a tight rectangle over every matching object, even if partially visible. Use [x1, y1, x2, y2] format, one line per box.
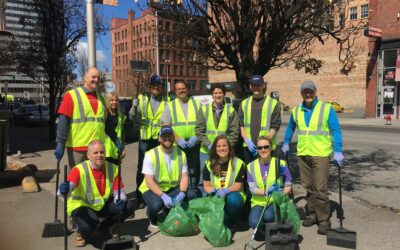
[16, 0, 107, 140]
[149, 0, 364, 95]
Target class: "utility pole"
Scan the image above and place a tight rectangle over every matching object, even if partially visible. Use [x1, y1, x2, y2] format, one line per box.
[86, 0, 96, 67]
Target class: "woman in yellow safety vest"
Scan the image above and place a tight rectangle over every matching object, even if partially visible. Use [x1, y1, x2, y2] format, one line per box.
[246, 136, 293, 229]
[104, 93, 126, 165]
[203, 135, 246, 230]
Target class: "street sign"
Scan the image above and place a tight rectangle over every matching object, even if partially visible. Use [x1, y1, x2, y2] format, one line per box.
[96, 0, 118, 6]
[364, 26, 382, 38]
[131, 60, 150, 72]
[105, 81, 115, 93]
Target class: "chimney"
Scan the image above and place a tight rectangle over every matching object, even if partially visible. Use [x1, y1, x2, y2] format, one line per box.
[128, 9, 135, 21]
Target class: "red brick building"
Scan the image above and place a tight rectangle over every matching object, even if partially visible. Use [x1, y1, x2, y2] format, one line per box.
[111, 8, 208, 97]
[366, 0, 400, 118]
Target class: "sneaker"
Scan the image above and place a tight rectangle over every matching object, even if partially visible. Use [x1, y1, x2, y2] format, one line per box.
[74, 232, 86, 247]
[302, 216, 317, 227]
[149, 219, 158, 228]
[317, 222, 331, 235]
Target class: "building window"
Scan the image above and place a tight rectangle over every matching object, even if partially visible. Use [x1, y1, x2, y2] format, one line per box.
[187, 66, 191, 76]
[180, 66, 184, 76]
[349, 7, 357, 20]
[360, 4, 368, 19]
[200, 80, 208, 90]
[165, 21, 170, 31]
[187, 80, 197, 91]
[158, 20, 163, 30]
[174, 65, 178, 75]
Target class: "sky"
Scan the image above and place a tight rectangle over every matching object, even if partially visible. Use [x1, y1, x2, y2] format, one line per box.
[77, 0, 147, 74]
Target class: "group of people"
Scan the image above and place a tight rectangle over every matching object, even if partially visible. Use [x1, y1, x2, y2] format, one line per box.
[54, 67, 344, 247]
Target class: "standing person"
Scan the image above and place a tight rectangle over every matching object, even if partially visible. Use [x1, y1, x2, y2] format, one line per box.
[54, 67, 106, 168]
[239, 75, 281, 164]
[58, 140, 135, 247]
[104, 93, 126, 165]
[247, 136, 292, 229]
[195, 84, 239, 195]
[139, 126, 196, 227]
[281, 80, 344, 235]
[130, 74, 169, 208]
[161, 80, 201, 195]
[203, 135, 245, 230]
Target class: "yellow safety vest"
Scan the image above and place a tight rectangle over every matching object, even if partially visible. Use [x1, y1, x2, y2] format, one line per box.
[200, 103, 235, 154]
[205, 157, 246, 201]
[246, 157, 285, 207]
[139, 94, 169, 140]
[104, 113, 126, 160]
[65, 87, 106, 148]
[139, 145, 186, 193]
[241, 96, 278, 148]
[67, 161, 118, 215]
[168, 98, 200, 139]
[293, 100, 332, 156]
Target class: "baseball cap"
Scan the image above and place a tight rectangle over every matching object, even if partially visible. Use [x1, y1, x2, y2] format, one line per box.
[300, 80, 317, 93]
[159, 125, 173, 136]
[249, 75, 264, 85]
[149, 74, 162, 85]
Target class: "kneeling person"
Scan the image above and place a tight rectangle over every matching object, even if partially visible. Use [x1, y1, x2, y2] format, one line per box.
[139, 126, 196, 226]
[58, 140, 135, 247]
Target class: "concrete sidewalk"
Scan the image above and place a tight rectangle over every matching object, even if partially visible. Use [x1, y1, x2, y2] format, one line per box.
[1, 136, 400, 250]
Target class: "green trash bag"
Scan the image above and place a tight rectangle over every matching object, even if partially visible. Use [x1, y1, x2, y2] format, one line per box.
[189, 196, 232, 247]
[272, 191, 301, 234]
[158, 203, 200, 237]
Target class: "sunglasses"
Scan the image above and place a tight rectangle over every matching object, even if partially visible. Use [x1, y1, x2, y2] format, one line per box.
[256, 145, 271, 150]
[160, 136, 174, 142]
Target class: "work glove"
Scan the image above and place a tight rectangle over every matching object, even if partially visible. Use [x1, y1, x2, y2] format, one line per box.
[281, 143, 290, 156]
[177, 139, 187, 149]
[244, 138, 257, 156]
[266, 184, 280, 196]
[59, 181, 70, 195]
[207, 143, 212, 151]
[161, 193, 174, 208]
[174, 192, 186, 204]
[216, 188, 229, 198]
[114, 199, 126, 212]
[186, 136, 198, 148]
[54, 143, 65, 161]
[209, 188, 216, 196]
[334, 152, 344, 167]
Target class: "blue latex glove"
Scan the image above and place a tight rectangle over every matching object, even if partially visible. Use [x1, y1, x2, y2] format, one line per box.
[54, 143, 65, 161]
[216, 188, 229, 198]
[115, 199, 126, 212]
[207, 143, 212, 151]
[334, 152, 344, 167]
[266, 184, 279, 195]
[59, 181, 69, 195]
[177, 139, 187, 149]
[161, 193, 174, 208]
[116, 141, 123, 155]
[244, 138, 257, 156]
[174, 192, 186, 204]
[186, 136, 198, 148]
[281, 143, 290, 156]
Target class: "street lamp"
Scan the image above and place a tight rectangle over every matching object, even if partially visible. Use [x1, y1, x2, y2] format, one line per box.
[165, 59, 170, 97]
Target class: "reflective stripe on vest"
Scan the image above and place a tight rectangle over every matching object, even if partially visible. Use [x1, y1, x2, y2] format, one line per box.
[169, 98, 199, 139]
[293, 100, 332, 156]
[139, 94, 169, 140]
[200, 103, 234, 153]
[66, 87, 106, 147]
[67, 161, 116, 215]
[104, 113, 126, 159]
[242, 96, 278, 148]
[247, 157, 284, 207]
[138, 145, 185, 193]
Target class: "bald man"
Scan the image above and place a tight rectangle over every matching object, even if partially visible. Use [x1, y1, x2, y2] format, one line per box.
[55, 67, 107, 168]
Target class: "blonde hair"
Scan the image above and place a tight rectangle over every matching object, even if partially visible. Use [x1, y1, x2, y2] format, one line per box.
[106, 93, 119, 115]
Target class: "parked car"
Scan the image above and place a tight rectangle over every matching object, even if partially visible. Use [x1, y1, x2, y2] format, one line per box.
[0, 102, 23, 122]
[14, 104, 49, 125]
[327, 102, 344, 113]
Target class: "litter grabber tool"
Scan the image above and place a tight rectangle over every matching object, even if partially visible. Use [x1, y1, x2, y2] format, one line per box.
[63, 165, 69, 250]
[264, 155, 298, 250]
[42, 160, 65, 238]
[103, 152, 136, 250]
[244, 195, 272, 250]
[327, 161, 357, 249]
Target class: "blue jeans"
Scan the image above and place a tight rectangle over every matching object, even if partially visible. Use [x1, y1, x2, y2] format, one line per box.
[248, 204, 275, 229]
[198, 152, 209, 197]
[142, 187, 197, 224]
[210, 191, 244, 228]
[180, 144, 200, 190]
